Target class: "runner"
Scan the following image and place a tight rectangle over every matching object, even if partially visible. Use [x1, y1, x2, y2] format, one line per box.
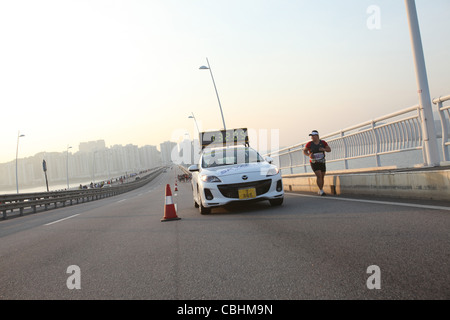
[303, 130, 331, 196]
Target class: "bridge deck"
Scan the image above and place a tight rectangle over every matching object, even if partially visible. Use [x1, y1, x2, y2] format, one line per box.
[0, 166, 449, 300]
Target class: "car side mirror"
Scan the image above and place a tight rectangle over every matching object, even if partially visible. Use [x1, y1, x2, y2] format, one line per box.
[265, 157, 273, 164]
[188, 165, 199, 172]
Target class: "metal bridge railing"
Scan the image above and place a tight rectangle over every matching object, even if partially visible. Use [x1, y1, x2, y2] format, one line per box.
[433, 94, 450, 162]
[267, 94, 450, 175]
[0, 167, 164, 220]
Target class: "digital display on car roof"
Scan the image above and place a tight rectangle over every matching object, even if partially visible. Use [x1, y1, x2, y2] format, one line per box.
[200, 128, 249, 149]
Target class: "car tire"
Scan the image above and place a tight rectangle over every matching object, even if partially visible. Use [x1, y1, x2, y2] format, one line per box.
[194, 186, 200, 208]
[198, 195, 211, 215]
[269, 198, 284, 206]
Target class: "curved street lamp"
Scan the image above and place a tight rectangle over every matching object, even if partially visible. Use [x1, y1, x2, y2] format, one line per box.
[92, 150, 98, 185]
[188, 112, 200, 135]
[66, 145, 72, 189]
[15, 131, 25, 194]
[199, 57, 227, 131]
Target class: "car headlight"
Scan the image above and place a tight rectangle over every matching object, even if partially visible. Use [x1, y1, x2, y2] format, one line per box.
[200, 175, 222, 183]
[266, 167, 280, 176]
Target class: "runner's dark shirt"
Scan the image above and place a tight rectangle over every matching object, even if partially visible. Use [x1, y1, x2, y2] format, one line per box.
[305, 140, 329, 163]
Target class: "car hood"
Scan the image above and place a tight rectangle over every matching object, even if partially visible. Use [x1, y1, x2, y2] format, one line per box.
[201, 162, 274, 178]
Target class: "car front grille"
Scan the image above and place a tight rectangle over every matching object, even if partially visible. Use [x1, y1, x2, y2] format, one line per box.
[217, 179, 272, 199]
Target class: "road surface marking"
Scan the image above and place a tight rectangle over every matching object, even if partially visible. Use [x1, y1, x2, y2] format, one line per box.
[286, 193, 450, 211]
[117, 199, 127, 203]
[44, 214, 80, 226]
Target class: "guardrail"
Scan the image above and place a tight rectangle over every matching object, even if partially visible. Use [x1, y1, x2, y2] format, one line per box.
[266, 93, 450, 174]
[0, 167, 164, 220]
[433, 94, 450, 162]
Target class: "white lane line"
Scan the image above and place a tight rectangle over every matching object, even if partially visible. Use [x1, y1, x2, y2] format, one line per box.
[286, 192, 450, 211]
[117, 199, 127, 203]
[44, 214, 80, 226]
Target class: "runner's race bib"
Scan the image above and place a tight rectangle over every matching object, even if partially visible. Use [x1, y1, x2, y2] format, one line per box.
[311, 153, 325, 163]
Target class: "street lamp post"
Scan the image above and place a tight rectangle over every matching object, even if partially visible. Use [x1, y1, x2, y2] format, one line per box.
[199, 57, 227, 131]
[106, 149, 111, 184]
[66, 145, 72, 189]
[404, 0, 439, 166]
[188, 112, 200, 135]
[15, 131, 25, 194]
[188, 112, 202, 164]
[92, 150, 98, 185]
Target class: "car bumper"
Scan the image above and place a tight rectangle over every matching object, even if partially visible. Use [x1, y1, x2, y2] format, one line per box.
[200, 177, 284, 208]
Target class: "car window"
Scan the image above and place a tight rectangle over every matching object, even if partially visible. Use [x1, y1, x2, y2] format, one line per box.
[201, 148, 264, 168]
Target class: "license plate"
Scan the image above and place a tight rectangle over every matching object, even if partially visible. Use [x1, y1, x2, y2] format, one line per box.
[238, 188, 257, 199]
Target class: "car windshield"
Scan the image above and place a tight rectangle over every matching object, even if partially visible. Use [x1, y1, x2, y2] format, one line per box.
[201, 147, 264, 168]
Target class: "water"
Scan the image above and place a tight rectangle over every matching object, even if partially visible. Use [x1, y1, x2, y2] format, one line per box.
[1, 181, 91, 195]
[0, 175, 128, 195]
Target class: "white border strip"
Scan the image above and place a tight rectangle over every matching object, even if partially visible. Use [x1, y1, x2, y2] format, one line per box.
[286, 193, 450, 211]
[44, 214, 80, 226]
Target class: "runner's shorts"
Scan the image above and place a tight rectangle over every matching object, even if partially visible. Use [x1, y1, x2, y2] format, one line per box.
[310, 161, 326, 172]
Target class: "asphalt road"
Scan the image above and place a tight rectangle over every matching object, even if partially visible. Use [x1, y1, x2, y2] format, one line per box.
[1, 166, 449, 300]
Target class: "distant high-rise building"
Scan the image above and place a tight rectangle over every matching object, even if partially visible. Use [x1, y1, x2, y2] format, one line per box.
[139, 145, 161, 168]
[79, 140, 106, 153]
[0, 140, 164, 191]
[160, 141, 177, 164]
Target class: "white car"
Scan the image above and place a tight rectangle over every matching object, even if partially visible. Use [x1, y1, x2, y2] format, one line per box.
[188, 145, 284, 214]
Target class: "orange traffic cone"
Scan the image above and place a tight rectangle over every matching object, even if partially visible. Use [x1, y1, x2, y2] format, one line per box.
[161, 184, 181, 222]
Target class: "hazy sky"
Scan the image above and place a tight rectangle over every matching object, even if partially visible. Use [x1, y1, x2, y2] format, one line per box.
[1, 0, 449, 163]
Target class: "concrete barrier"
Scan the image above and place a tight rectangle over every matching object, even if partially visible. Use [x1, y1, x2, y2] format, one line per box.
[283, 167, 450, 201]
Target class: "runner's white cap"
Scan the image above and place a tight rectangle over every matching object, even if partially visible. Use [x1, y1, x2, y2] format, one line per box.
[309, 130, 319, 136]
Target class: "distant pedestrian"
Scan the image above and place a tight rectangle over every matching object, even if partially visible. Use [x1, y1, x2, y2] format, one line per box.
[303, 130, 331, 196]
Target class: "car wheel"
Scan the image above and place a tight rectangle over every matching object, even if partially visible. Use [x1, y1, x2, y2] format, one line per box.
[194, 186, 200, 208]
[198, 194, 211, 215]
[269, 198, 284, 206]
